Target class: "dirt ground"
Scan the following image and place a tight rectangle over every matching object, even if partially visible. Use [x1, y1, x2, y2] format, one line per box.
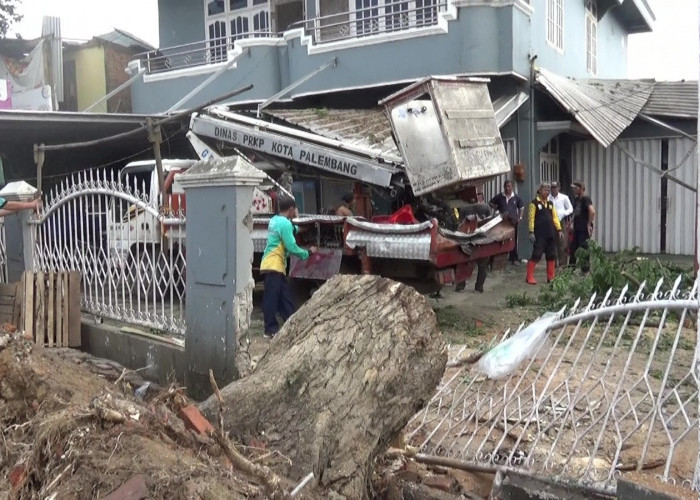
[248, 263, 544, 357]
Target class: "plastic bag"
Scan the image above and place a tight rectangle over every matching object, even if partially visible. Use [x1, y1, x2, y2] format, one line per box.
[477, 312, 559, 379]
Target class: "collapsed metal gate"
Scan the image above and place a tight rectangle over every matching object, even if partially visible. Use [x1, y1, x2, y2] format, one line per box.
[29, 171, 187, 336]
[408, 276, 700, 495]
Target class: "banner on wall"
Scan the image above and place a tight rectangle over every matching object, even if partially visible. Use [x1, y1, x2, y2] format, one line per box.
[11, 85, 53, 111]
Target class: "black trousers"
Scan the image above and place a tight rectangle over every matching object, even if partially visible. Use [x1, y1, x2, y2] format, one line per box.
[262, 271, 295, 335]
[530, 236, 556, 262]
[569, 230, 590, 272]
[509, 226, 519, 263]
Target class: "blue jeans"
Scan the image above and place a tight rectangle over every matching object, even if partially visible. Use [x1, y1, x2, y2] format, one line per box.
[262, 271, 295, 335]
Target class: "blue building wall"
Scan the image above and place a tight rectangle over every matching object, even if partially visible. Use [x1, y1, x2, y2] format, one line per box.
[282, 6, 519, 95]
[158, 0, 205, 48]
[135, 5, 532, 113]
[132, 45, 282, 113]
[529, 0, 629, 78]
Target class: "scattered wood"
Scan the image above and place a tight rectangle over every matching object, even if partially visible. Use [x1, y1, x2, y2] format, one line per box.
[22, 271, 81, 347]
[208, 369, 290, 500]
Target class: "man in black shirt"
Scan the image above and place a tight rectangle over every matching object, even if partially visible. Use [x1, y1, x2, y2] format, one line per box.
[526, 183, 562, 285]
[489, 180, 524, 265]
[569, 180, 596, 272]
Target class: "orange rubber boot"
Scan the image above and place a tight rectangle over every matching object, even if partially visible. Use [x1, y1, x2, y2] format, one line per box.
[526, 260, 537, 285]
[547, 260, 556, 283]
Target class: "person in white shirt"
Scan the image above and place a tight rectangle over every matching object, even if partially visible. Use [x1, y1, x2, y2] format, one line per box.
[548, 181, 573, 267]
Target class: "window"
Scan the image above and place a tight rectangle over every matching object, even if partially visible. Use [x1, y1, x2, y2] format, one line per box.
[546, 0, 563, 51]
[586, 0, 598, 75]
[352, 0, 438, 37]
[204, 0, 270, 59]
[539, 137, 559, 184]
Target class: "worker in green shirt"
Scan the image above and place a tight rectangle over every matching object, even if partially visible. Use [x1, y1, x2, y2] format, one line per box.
[260, 197, 316, 339]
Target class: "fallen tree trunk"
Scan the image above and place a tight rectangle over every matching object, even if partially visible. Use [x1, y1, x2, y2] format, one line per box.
[199, 274, 446, 499]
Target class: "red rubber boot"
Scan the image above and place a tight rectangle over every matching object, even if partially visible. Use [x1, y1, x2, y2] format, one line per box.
[547, 260, 556, 283]
[526, 260, 537, 285]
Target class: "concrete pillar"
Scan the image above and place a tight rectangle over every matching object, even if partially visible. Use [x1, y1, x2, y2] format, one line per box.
[0, 181, 39, 281]
[178, 156, 266, 401]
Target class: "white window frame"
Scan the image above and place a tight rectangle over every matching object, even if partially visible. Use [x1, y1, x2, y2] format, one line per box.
[546, 0, 564, 52]
[204, 0, 271, 48]
[349, 0, 439, 37]
[585, 0, 598, 75]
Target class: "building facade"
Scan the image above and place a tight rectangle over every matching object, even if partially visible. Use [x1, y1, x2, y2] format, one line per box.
[130, 1, 700, 257]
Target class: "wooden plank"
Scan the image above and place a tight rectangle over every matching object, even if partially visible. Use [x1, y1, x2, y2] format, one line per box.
[0, 295, 16, 306]
[68, 271, 81, 347]
[36, 272, 46, 347]
[0, 283, 18, 296]
[62, 272, 69, 347]
[61, 272, 69, 347]
[55, 273, 64, 348]
[48, 273, 56, 346]
[0, 304, 14, 316]
[23, 272, 35, 346]
[12, 282, 21, 328]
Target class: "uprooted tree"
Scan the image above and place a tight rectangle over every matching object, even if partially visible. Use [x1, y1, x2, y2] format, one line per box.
[199, 274, 447, 499]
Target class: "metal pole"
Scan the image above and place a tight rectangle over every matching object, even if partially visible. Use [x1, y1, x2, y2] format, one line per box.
[33, 144, 45, 196]
[83, 68, 146, 113]
[256, 57, 337, 117]
[147, 118, 167, 209]
[166, 48, 250, 113]
[694, 3, 700, 491]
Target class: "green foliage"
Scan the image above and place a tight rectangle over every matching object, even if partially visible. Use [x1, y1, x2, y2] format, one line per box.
[0, 0, 22, 38]
[313, 107, 329, 118]
[537, 241, 693, 311]
[435, 305, 486, 343]
[505, 292, 536, 308]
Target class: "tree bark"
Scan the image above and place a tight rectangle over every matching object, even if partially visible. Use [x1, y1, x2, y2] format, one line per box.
[199, 274, 446, 499]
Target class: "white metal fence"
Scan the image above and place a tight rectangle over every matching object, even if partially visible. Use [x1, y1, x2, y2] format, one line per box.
[30, 171, 187, 336]
[409, 276, 699, 495]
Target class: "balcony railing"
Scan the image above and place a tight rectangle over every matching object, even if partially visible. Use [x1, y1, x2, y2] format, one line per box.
[292, 1, 449, 44]
[138, 2, 448, 75]
[140, 31, 278, 74]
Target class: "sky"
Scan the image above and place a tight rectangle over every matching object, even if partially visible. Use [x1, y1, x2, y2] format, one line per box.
[7, 0, 699, 81]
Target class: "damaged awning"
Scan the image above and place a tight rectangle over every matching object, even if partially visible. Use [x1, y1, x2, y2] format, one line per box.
[265, 108, 402, 161]
[536, 68, 654, 148]
[190, 107, 401, 187]
[493, 91, 529, 128]
[263, 89, 527, 164]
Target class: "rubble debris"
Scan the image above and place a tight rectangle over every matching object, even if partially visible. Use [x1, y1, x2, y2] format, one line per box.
[0, 330, 277, 499]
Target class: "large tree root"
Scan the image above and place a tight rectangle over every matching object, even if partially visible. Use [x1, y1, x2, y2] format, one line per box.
[199, 274, 447, 499]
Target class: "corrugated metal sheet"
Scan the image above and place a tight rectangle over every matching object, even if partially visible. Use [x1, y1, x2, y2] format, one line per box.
[571, 139, 662, 253]
[537, 69, 654, 147]
[41, 16, 63, 103]
[266, 90, 525, 168]
[95, 29, 155, 51]
[266, 108, 400, 160]
[493, 91, 529, 128]
[666, 138, 697, 255]
[642, 82, 698, 119]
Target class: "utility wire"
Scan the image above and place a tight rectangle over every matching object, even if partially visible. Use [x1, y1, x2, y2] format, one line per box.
[37, 84, 254, 153]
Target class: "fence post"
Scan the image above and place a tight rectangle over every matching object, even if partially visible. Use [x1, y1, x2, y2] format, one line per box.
[178, 156, 266, 400]
[2, 182, 39, 282]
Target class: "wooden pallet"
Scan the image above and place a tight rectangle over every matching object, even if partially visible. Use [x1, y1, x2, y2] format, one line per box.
[0, 281, 21, 327]
[23, 271, 81, 348]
